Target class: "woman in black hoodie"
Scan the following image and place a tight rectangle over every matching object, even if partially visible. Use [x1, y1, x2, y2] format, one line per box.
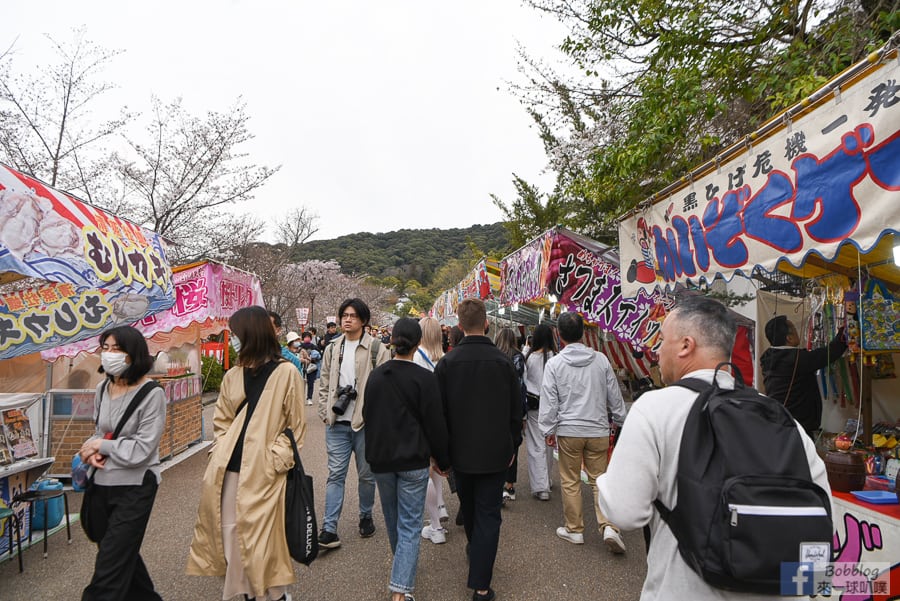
[363, 318, 451, 601]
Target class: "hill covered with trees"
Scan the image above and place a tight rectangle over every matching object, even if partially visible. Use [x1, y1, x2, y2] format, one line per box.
[290, 222, 511, 287]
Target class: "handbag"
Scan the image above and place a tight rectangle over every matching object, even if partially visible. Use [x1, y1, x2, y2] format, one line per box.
[283, 427, 318, 565]
[525, 391, 540, 411]
[80, 380, 160, 542]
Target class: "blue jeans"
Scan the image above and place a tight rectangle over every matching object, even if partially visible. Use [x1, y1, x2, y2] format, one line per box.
[322, 423, 376, 533]
[374, 468, 429, 594]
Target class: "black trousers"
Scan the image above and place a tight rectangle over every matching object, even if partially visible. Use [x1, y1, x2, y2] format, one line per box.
[306, 372, 317, 400]
[82, 470, 162, 601]
[455, 470, 506, 591]
[504, 441, 520, 484]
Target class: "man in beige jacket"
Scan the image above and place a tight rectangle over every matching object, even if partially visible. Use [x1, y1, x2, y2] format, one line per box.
[317, 298, 391, 549]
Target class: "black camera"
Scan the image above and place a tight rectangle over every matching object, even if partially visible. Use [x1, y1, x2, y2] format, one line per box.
[332, 385, 357, 415]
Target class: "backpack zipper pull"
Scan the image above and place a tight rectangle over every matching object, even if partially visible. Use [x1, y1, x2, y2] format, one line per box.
[730, 506, 738, 526]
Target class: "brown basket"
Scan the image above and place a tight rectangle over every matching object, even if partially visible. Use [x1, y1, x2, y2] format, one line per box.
[825, 451, 867, 492]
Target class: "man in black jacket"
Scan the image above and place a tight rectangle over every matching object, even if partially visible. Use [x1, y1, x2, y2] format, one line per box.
[760, 315, 847, 436]
[434, 298, 522, 601]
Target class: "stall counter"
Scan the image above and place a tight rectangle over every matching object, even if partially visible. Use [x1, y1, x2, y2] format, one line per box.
[817, 491, 900, 598]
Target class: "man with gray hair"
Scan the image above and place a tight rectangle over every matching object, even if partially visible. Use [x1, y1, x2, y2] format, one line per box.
[596, 296, 830, 600]
[539, 311, 627, 553]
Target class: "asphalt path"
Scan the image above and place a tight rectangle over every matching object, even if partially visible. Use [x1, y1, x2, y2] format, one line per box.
[0, 395, 646, 601]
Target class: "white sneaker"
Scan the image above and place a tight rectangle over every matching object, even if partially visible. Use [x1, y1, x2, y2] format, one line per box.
[421, 525, 447, 544]
[534, 491, 550, 501]
[438, 504, 450, 522]
[305, 400, 313, 406]
[556, 526, 584, 544]
[603, 526, 626, 554]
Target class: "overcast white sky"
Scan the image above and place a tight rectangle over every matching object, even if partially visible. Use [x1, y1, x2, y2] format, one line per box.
[6, 1, 566, 241]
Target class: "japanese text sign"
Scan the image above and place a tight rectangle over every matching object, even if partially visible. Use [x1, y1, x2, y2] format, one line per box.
[41, 261, 263, 360]
[618, 57, 900, 298]
[0, 163, 175, 358]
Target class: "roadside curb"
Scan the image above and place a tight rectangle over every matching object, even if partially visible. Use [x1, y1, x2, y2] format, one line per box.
[160, 440, 212, 473]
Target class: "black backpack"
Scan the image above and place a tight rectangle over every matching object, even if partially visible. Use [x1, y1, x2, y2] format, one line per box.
[653, 363, 832, 594]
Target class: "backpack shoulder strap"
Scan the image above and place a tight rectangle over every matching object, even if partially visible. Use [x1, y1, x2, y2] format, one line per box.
[111, 381, 161, 439]
[370, 338, 381, 369]
[672, 377, 711, 393]
[653, 376, 714, 534]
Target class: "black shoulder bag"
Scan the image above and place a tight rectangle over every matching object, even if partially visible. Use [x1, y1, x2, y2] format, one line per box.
[283, 427, 318, 565]
[80, 380, 161, 543]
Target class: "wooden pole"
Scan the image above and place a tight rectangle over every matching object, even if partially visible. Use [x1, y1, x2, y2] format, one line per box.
[862, 363, 873, 447]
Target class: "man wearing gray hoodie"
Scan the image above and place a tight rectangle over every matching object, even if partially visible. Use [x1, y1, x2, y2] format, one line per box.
[539, 312, 628, 553]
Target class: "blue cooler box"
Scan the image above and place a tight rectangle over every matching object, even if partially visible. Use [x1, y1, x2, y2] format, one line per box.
[31, 479, 64, 530]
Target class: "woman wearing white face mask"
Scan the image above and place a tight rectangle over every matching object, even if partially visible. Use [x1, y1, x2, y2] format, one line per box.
[78, 325, 166, 601]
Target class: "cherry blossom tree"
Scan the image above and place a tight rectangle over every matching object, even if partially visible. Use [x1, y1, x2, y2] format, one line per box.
[0, 28, 130, 202]
[113, 97, 278, 262]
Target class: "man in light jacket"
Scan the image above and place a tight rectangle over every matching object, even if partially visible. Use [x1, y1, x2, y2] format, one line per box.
[316, 298, 391, 550]
[539, 311, 627, 553]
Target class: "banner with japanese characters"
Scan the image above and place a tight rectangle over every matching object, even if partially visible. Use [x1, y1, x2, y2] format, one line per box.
[0, 282, 175, 360]
[41, 261, 263, 360]
[618, 56, 900, 299]
[0, 163, 174, 358]
[499, 228, 667, 351]
[547, 230, 667, 351]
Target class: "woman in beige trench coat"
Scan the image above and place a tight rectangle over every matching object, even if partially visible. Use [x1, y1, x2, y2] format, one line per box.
[186, 306, 306, 601]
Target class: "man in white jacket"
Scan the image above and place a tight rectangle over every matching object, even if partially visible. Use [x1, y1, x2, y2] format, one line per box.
[596, 296, 831, 600]
[539, 311, 627, 553]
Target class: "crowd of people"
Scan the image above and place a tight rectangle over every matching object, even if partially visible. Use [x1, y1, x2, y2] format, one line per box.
[75, 295, 838, 601]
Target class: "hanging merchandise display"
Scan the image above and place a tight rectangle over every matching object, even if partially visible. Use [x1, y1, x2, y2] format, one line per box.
[859, 278, 900, 352]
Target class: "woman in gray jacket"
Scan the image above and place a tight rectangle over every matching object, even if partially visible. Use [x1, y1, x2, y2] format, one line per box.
[78, 325, 166, 601]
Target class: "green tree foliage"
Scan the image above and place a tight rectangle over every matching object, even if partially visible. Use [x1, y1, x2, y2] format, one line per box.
[289, 223, 511, 288]
[499, 0, 899, 237]
[201, 354, 224, 392]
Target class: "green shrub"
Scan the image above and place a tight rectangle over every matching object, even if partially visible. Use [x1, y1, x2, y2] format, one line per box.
[201, 354, 224, 392]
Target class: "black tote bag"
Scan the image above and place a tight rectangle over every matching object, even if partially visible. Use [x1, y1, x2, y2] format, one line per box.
[283, 427, 318, 565]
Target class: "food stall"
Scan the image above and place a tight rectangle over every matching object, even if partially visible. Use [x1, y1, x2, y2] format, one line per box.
[40, 260, 264, 474]
[430, 257, 501, 327]
[0, 162, 175, 554]
[617, 44, 900, 595]
[429, 227, 753, 390]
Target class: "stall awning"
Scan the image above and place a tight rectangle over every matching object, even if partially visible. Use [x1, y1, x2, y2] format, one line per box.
[618, 50, 900, 299]
[0, 163, 175, 360]
[41, 260, 264, 359]
[775, 233, 900, 290]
